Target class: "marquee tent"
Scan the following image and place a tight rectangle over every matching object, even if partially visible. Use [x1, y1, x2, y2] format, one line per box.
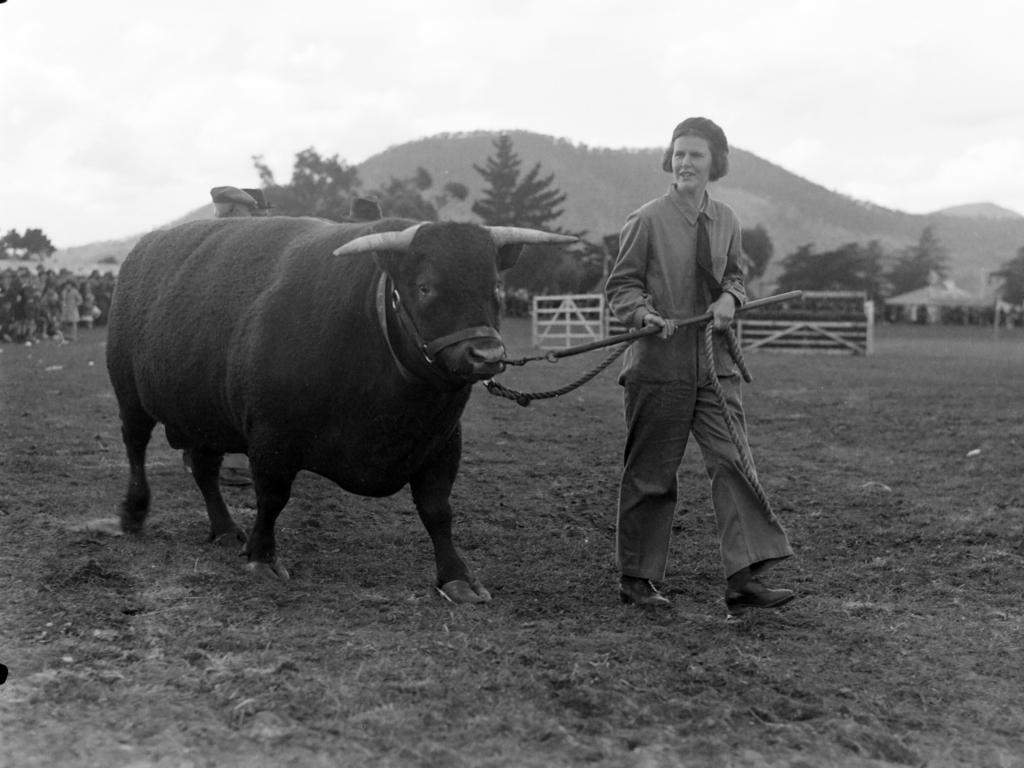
[885, 279, 996, 323]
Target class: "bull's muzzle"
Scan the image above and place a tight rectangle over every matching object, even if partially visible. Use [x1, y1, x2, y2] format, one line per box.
[430, 327, 506, 380]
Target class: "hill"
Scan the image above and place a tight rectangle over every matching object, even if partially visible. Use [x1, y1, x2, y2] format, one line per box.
[358, 131, 1024, 293]
[934, 202, 1024, 221]
[49, 203, 217, 276]
[52, 130, 1024, 292]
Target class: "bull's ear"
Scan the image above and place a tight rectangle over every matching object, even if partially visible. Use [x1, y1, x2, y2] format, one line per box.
[496, 244, 524, 272]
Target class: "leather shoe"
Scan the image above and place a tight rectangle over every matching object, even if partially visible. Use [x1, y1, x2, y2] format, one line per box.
[619, 576, 671, 608]
[725, 577, 795, 614]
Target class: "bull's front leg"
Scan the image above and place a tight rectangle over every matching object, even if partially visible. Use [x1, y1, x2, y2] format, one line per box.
[244, 462, 296, 581]
[410, 431, 491, 604]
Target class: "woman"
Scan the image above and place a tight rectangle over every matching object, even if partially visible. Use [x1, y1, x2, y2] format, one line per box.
[60, 280, 83, 342]
[604, 117, 794, 613]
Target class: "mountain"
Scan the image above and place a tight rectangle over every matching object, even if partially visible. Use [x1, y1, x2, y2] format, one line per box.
[53, 130, 1024, 293]
[358, 131, 1024, 293]
[933, 202, 1024, 221]
[51, 204, 218, 275]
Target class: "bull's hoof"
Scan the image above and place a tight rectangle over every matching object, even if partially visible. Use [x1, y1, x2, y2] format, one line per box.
[119, 514, 146, 535]
[246, 560, 290, 581]
[437, 579, 492, 604]
[210, 528, 247, 548]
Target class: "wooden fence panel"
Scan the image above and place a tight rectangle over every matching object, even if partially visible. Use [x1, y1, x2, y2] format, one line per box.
[531, 294, 608, 349]
[736, 292, 874, 355]
[736, 318, 872, 355]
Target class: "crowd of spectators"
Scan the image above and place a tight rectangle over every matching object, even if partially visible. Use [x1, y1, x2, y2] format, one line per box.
[0, 265, 116, 344]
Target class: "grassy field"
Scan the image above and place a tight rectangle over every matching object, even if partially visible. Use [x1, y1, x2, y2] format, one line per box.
[1, 319, 1023, 767]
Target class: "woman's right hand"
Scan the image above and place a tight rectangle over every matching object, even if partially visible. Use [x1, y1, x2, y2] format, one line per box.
[642, 312, 677, 339]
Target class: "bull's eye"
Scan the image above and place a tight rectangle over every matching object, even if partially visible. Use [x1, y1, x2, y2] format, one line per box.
[416, 284, 431, 298]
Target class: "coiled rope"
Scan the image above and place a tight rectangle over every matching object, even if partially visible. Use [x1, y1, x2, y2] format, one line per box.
[701, 321, 780, 525]
[483, 319, 779, 525]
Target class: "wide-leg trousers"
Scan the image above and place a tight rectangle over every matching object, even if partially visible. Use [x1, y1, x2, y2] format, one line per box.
[616, 374, 793, 582]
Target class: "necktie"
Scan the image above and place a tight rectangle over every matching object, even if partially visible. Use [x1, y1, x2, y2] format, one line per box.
[696, 211, 721, 306]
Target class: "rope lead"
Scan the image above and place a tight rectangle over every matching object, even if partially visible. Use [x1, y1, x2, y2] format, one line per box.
[484, 320, 779, 526]
[482, 342, 629, 406]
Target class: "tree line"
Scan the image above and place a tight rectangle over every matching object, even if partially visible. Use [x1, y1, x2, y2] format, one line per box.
[10, 135, 1024, 306]
[1, 228, 57, 260]
[251, 136, 1024, 305]
[250, 135, 607, 297]
[772, 227, 1024, 306]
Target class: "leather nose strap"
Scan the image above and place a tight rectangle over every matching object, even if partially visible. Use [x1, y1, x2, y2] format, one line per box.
[424, 326, 502, 359]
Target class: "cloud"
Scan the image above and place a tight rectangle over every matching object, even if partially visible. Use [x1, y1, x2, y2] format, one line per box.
[3, 0, 1024, 246]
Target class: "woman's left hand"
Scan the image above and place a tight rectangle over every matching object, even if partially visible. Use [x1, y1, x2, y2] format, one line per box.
[709, 293, 737, 330]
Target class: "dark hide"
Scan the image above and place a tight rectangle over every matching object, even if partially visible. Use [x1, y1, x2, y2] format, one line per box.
[106, 216, 521, 598]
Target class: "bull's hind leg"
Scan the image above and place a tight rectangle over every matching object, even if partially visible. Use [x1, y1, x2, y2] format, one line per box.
[119, 408, 156, 534]
[186, 447, 247, 547]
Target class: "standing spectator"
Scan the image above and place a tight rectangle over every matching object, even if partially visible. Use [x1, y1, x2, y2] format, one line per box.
[41, 280, 62, 338]
[0, 274, 14, 341]
[20, 278, 40, 344]
[9, 274, 26, 342]
[344, 195, 383, 222]
[60, 280, 84, 342]
[242, 188, 274, 217]
[211, 186, 261, 218]
[80, 288, 99, 329]
[88, 271, 115, 325]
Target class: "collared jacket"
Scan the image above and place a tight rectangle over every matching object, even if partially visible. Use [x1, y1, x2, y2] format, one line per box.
[605, 186, 747, 383]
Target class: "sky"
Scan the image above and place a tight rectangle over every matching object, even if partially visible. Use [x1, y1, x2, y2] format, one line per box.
[3, 0, 1023, 250]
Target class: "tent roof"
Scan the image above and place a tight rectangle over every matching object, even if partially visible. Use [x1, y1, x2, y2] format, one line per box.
[886, 281, 995, 308]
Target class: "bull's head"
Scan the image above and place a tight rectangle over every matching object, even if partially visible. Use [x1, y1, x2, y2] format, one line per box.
[334, 222, 576, 386]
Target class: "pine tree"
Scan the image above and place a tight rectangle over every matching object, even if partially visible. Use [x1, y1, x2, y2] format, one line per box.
[512, 163, 566, 229]
[472, 134, 576, 294]
[472, 135, 566, 229]
[888, 226, 950, 295]
[471, 134, 521, 226]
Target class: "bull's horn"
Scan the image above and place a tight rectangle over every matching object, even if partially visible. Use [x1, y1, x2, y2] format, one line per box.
[332, 224, 426, 256]
[487, 227, 577, 247]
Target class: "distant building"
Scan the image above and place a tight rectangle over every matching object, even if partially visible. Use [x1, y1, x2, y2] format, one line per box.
[886, 277, 997, 324]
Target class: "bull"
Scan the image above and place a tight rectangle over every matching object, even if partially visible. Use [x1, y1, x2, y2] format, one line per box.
[106, 216, 574, 602]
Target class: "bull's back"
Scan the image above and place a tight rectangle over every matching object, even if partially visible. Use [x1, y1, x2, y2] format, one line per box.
[106, 217, 348, 444]
[106, 215, 470, 490]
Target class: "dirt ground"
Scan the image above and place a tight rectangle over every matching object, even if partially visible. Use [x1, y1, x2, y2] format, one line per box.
[1, 319, 1023, 768]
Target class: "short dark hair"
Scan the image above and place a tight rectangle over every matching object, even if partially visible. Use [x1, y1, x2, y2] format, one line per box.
[661, 116, 730, 181]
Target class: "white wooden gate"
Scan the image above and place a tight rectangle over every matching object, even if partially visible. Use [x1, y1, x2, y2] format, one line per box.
[735, 291, 874, 355]
[531, 294, 608, 349]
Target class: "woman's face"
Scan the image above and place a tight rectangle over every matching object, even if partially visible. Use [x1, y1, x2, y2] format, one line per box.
[670, 135, 713, 194]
